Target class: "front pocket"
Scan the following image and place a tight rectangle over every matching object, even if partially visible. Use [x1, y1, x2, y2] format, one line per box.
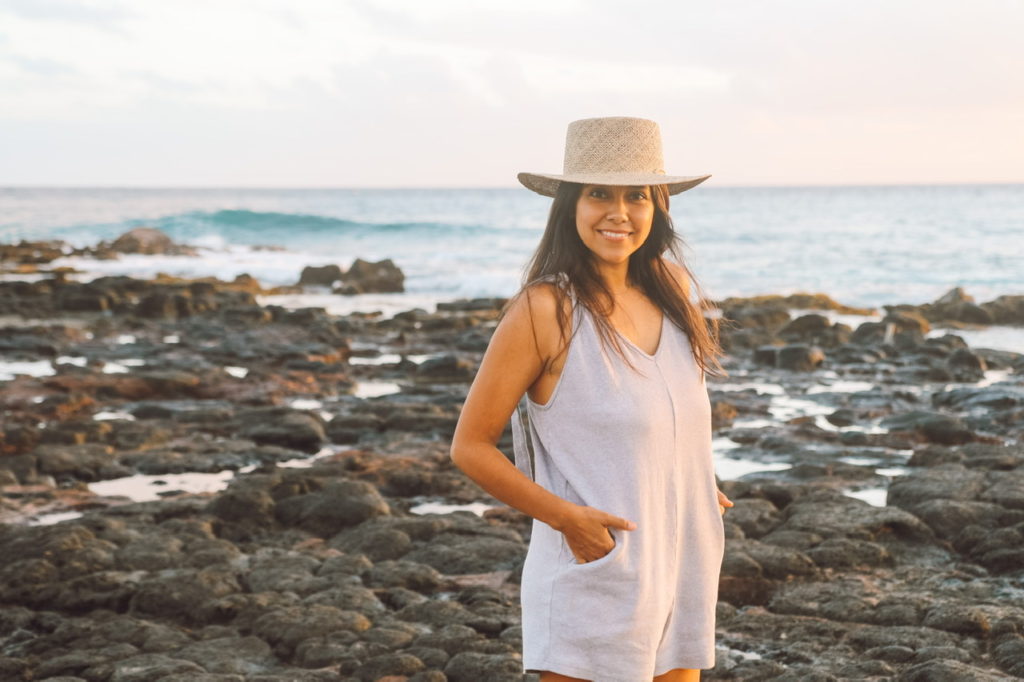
[569, 530, 621, 568]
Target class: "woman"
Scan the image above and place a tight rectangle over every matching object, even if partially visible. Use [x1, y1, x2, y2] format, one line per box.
[450, 117, 732, 682]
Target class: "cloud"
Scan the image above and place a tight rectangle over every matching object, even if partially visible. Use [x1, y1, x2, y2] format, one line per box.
[2, 52, 78, 77]
[0, 0, 1021, 185]
[0, 0, 130, 28]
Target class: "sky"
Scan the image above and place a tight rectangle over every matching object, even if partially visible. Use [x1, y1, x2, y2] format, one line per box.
[0, 0, 1022, 188]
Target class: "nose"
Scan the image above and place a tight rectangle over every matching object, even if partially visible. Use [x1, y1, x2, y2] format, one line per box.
[606, 194, 629, 224]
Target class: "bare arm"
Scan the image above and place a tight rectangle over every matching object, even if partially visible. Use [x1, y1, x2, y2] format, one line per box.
[450, 284, 635, 562]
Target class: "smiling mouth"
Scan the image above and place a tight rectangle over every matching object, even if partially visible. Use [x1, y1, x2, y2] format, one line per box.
[597, 230, 633, 241]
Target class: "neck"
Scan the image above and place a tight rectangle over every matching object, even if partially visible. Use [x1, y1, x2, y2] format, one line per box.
[595, 262, 632, 297]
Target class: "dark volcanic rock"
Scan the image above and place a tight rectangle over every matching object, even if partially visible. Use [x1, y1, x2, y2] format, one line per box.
[234, 407, 327, 453]
[252, 604, 371, 657]
[176, 636, 276, 675]
[443, 651, 523, 682]
[981, 294, 1024, 325]
[880, 411, 976, 445]
[298, 264, 344, 287]
[365, 560, 444, 592]
[415, 353, 474, 383]
[336, 258, 405, 294]
[898, 658, 1010, 681]
[353, 652, 426, 681]
[106, 652, 206, 680]
[130, 567, 241, 622]
[109, 227, 194, 256]
[755, 344, 826, 371]
[274, 480, 391, 536]
[780, 490, 934, 542]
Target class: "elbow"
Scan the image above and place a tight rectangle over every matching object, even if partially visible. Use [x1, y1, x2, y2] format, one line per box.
[449, 435, 468, 472]
[449, 431, 490, 476]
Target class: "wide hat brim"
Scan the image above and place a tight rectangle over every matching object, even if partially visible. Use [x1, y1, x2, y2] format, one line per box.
[517, 171, 711, 198]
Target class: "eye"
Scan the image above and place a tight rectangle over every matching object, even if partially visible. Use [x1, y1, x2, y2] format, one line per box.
[629, 190, 649, 201]
[587, 187, 608, 199]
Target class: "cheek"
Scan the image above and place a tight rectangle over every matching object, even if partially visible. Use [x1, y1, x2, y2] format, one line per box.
[576, 203, 599, 232]
[635, 207, 655, 231]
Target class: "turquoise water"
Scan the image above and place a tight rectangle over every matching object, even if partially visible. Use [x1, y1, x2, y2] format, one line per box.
[1, 185, 1021, 309]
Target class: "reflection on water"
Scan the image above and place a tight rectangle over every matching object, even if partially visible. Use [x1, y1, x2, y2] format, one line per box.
[410, 501, 494, 516]
[0, 359, 55, 379]
[354, 381, 401, 398]
[844, 487, 888, 507]
[89, 468, 254, 502]
[715, 455, 792, 480]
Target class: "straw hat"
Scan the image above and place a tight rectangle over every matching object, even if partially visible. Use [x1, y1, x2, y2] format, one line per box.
[517, 116, 710, 197]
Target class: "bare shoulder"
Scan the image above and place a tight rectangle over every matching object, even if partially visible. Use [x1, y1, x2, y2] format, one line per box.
[663, 259, 691, 299]
[501, 281, 572, 364]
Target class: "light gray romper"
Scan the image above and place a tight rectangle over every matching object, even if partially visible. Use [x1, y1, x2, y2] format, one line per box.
[511, 276, 725, 680]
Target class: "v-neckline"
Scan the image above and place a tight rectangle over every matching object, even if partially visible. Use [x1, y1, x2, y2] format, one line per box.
[610, 311, 667, 359]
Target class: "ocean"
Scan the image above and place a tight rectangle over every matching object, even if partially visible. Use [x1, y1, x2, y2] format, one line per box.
[1, 184, 1022, 319]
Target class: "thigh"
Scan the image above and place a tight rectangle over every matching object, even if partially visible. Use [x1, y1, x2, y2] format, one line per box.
[540, 669, 700, 681]
[540, 672, 590, 682]
[654, 668, 700, 682]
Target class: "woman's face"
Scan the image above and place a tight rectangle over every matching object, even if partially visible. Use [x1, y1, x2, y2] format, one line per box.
[575, 184, 655, 269]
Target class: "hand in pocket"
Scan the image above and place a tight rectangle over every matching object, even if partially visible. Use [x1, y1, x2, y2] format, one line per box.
[559, 503, 636, 564]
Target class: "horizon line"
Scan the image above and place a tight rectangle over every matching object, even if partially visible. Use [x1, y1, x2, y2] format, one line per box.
[2, 180, 1023, 191]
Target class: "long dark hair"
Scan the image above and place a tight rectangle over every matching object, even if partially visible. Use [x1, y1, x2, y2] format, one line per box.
[505, 181, 726, 380]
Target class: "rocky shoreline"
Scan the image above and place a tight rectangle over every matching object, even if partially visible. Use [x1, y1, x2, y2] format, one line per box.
[1, 232, 1023, 680]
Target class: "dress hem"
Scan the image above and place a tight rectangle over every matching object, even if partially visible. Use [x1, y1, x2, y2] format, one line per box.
[524, 653, 717, 680]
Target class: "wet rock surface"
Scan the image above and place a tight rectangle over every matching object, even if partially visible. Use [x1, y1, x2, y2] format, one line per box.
[1, 245, 1022, 681]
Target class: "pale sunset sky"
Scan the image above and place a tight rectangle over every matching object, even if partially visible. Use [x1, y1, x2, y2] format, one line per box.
[1, 0, 1021, 187]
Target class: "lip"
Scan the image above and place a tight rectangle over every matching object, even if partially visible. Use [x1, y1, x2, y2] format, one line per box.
[597, 229, 633, 239]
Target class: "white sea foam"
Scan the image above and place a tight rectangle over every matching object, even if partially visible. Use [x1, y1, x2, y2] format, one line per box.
[928, 326, 1024, 354]
[28, 511, 84, 526]
[287, 398, 323, 410]
[844, 487, 888, 507]
[93, 410, 136, 421]
[354, 381, 401, 398]
[410, 501, 495, 516]
[89, 469, 252, 502]
[715, 456, 792, 480]
[0, 359, 54, 379]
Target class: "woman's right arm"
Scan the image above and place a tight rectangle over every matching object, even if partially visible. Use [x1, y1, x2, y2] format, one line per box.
[449, 284, 635, 563]
[450, 284, 574, 528]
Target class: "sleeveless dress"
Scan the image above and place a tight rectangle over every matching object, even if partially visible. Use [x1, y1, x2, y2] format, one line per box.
[511, 276, 725, 680]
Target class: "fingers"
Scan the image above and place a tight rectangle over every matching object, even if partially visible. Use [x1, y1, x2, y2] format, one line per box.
[601, 511, 637, 531]
[716, 489, 734, 515]
[716, 489, 733, 516]
[571, 529, 616, 564]
[562, 506, 633, 564]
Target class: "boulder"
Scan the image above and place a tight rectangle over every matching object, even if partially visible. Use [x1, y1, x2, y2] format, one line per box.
[443, 651, 522, 682]
[109, 227, 194, 256]
[299, 264, 344, 287]
[880, 411, 975, 445]
[235, 408, 326, 453]
[777, 344, 825, 371]
[274, 480, 391, 536]
[336, 258, 405, 294]
[980, 295, 1024, 325]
